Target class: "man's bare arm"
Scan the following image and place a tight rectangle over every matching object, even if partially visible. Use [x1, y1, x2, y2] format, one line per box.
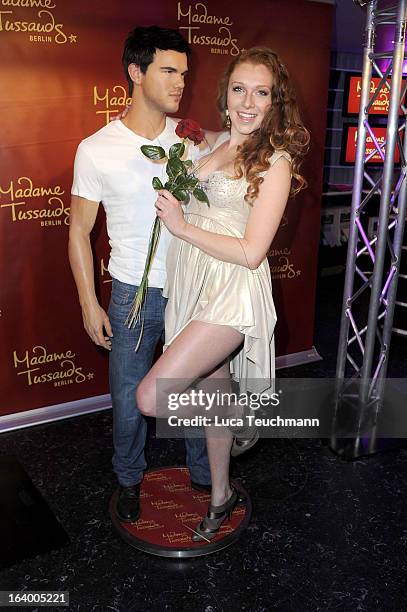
[68, 195, 113, 350]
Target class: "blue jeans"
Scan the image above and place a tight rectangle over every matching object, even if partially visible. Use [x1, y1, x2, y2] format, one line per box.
[108, 277, 211, 487]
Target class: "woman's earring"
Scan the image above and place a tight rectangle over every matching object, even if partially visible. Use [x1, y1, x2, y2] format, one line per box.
[225, 109, 231, 129]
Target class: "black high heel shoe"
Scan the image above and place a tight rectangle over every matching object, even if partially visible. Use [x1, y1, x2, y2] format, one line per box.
[231, 426, 259, 456]
[230, 410, 259, 457]
[192, 487, 239, 542]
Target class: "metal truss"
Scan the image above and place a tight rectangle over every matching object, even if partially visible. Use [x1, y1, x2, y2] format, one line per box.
[331, 0, 407, 457]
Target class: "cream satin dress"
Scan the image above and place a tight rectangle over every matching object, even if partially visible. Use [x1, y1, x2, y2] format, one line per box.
[163, 142, 291, 396]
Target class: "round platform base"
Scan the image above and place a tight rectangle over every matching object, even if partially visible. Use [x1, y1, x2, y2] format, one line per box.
[110, 467, 252, 558]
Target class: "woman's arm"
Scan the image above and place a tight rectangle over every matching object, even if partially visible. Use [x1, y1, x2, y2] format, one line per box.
[155, 157, 291, 269]
[203, 129, 226, 149]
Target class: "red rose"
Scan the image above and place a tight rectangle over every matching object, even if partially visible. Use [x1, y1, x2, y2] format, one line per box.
[175, 118, 205, 145]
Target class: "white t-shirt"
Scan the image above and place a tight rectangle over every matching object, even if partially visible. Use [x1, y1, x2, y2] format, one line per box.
[71, 117, 205, 287]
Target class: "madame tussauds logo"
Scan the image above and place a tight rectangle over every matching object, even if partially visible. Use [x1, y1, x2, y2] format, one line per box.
[269, 248, 302, 280]
[0, 0, 77, 45]
[177, 1, 242, 56]
[93, 85, 132, 125]
[13, 345, 94, 387]
[0, 176, 70, 227]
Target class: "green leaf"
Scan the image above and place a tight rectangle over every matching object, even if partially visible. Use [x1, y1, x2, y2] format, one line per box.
[184, 159, 193, 168]
[170, 172, 184, 184]
[193, 187, 209, 205]
[140, 145, 166, 160]
[167, 156, 186, 180]
[169, 142, 185, 159]
[170, 175, 192, 192]
[172, 188, 188, 201]
[152, 177, 163, 190]
[184, 175, 199, 189]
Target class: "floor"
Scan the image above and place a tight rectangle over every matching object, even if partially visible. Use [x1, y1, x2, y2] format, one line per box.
[1, 270, 407, 611]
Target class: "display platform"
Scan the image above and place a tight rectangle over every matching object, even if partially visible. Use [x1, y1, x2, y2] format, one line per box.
[110, 467, 251, 558]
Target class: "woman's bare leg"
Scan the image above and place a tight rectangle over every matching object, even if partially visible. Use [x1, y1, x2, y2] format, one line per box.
[136, 321, 243, 505]
[136, 321, 242, 417]
[204, 422, 234, 505]
[196, 361, 234, 505]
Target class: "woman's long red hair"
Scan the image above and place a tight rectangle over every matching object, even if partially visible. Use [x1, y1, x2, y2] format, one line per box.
[217, 47, 310, 203]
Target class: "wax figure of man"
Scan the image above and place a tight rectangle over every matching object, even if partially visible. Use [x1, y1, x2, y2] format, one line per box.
[68, 26, 212, 522]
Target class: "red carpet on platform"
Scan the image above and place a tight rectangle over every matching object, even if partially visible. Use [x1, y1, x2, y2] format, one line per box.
[110, 467, 250, 557]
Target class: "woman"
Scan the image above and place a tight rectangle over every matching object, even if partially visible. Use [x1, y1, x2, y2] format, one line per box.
[136, 47, 309, 541]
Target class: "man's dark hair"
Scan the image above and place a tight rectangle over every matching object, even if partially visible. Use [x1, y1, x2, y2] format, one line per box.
[122, 25, 191, 95]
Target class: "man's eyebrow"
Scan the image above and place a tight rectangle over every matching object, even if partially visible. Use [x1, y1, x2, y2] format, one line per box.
[160, 66, 189, 75]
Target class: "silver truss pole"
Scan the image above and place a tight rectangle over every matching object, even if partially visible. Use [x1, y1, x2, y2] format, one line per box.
[331, 0, 407, 458]
[360, 0, 407, 399]
[371, 105, 407, 454]
[335, 0, 377, 384]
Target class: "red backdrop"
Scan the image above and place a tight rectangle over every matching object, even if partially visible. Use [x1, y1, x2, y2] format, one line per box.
[0, 0, 333, 418]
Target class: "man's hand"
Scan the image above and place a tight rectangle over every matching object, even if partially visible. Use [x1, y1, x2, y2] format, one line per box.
[81, 301, 113, 350]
